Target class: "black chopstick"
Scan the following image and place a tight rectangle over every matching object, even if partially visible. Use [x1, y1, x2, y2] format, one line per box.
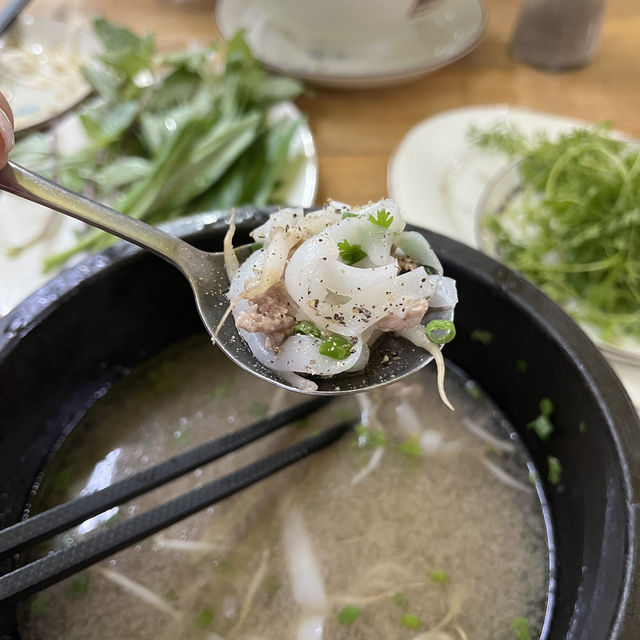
[0, 420, 350, 604]
[0, 396, 329, 559]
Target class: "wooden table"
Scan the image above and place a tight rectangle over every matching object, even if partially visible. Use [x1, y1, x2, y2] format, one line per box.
[30, 0, 640, 205]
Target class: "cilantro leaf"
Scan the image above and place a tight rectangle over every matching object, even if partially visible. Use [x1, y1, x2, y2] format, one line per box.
[337, 239, 367, 265]
[368, 209, 394, 228]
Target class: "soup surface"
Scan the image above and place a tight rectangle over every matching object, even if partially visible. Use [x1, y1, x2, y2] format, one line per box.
[22, 335, 550, 640]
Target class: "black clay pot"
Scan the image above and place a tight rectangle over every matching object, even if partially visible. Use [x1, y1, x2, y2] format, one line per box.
[0, 210, 639, 639]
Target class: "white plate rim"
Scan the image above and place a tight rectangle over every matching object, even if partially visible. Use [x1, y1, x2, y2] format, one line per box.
[0, 17, 100, 133]
[215, 0, 486, 89]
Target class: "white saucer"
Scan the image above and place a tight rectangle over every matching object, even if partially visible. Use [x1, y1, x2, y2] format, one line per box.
[388, 104, 640, 409]
[0, 17, 101, 132]
[0, 102, 318, 317]
[215, 0, 486, 89]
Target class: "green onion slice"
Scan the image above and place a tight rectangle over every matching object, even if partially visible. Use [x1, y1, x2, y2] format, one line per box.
[425, 320, 456, 345]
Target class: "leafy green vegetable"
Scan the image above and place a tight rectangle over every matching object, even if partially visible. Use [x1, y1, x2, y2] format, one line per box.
[401, 613, 422, 629]
[510, 616, 531, 640]
[429, 569, 449, 583]
[368, 208, 394, 228]
[319, 334, 354, 360]
[547, 455, 563, 485]
[194, 608, 214, 628]
[337, 605, 361, 625]
[528, 398, 555, 440]
[337, 239, 367, 265]
[425, 320, 456, 344]
[470, 122, 640, 344]
[10, 21, 304, 270]
[69, 571, 91, 597]
[293, 320, 323, 339]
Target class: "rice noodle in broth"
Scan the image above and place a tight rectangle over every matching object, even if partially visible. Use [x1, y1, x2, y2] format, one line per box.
[22, 336, 550, 640]
[224, 200, 458, 395]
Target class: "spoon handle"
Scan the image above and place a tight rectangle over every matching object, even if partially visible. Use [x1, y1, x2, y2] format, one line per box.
[0, 162, 197, 269]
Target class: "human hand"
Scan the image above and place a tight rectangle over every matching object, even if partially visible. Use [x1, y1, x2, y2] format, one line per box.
[0, 92, 15, 168]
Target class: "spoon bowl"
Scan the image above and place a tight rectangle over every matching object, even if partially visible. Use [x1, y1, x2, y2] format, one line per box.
[0, 161, 452, 394]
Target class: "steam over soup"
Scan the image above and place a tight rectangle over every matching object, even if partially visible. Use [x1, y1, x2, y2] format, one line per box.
[22, 335, 550, 640]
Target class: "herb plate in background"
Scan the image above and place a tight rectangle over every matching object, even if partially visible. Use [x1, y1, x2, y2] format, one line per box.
[0, 102, 317, 316]
[388, 105, 640, 409]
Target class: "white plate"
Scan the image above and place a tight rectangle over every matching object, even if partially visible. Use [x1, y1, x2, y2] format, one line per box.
[0, 17, 100, 132]
[388, 104, 640, 409]
[215, 0, 486, 89]
[0, 101, 318, 316]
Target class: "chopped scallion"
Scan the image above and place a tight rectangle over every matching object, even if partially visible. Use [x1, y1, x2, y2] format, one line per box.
[401, 613, 422, 629]
[194, 608, 214, 628]
[470, 329, 493, 345]
[397, 438, 422, 458]
[294, 320, 322, 339]
[510, 617, 531, 640]
[392, 593, 408, 608]
[319, 334, 353, 360]
[250, 242, 264, 252]
[547, 456, 563, 486]
[429, 569, 448, 583]
[69, 571, 91, 597]
[425, 320, 456, 345]
[338, 605, 361, 625]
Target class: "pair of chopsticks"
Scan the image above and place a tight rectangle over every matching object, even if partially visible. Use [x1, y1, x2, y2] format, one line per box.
[0, 397, 350, 604]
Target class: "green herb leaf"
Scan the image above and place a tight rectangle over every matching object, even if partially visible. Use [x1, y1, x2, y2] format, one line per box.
[69, 571, 91, 597]
[337, 239, 367, 265]
[294, 320, 323, 339]
[429, 569, 449, 583]
[510, 616, 531, 640]
[338, 605, 361, 625]
[319, 334, 354, 360]
[342, 211, 358, 219]
[471, 123, 640, 344]
[425, 320, 456, 345]
[368, 208, 394, 228]
[401, 613, 422, 629]
[194, 608, 214, 628]
[250, 242, 264, 252]
[547, 455, 563, 485]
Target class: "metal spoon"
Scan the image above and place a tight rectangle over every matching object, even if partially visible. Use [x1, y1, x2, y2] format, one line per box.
[0, 161, 453, 395]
